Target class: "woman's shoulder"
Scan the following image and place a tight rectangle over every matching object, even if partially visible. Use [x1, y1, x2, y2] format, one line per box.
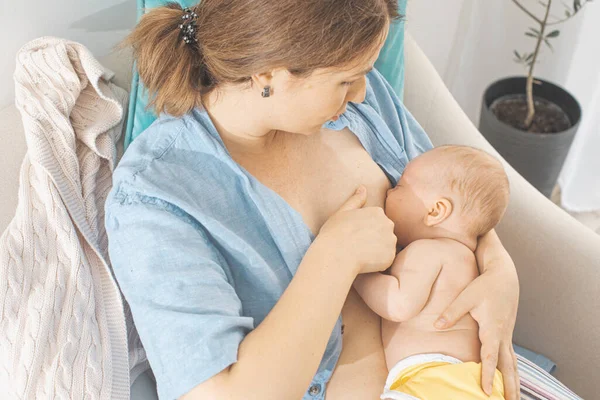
[109, 110, 236, 207]
[357, 68, 433, 161]
[115, 114, 187, 179]
[363, 68, 402, 115]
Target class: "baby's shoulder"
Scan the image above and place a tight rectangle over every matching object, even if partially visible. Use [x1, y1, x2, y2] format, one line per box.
[402, 238, 474, 265]
[437, 239, 476, 265]
[403, 238, 452, 254]
[400, 239, 446, 265]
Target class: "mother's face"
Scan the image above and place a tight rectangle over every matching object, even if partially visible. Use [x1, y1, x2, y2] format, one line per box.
[267, 38, 387, 135]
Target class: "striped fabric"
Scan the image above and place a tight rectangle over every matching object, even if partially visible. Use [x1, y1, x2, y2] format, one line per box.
[517, 354, 581, 400]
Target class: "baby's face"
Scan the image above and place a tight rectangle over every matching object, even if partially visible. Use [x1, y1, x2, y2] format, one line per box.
[384, 160, 431, 247]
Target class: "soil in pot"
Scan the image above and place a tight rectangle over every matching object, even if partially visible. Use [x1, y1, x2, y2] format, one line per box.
[490, 94, 572, 133]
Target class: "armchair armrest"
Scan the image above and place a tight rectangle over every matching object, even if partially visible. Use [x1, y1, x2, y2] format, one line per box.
[403, 32, 600, 400]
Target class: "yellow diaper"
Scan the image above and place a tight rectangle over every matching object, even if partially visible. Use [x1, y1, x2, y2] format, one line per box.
[382, 353, 504, 400]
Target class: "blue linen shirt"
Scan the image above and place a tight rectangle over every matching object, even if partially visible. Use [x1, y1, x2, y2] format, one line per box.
[104, 69, 433, 400]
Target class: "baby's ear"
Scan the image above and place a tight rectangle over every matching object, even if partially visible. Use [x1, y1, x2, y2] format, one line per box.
[424, 198, 453, 226]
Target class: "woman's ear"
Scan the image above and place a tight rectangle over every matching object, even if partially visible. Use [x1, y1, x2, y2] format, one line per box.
[251, 71, 274, 95]
[424, 198, 453, 227]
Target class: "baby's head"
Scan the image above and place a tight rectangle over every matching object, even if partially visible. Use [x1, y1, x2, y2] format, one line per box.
[385, 145, 510, 248]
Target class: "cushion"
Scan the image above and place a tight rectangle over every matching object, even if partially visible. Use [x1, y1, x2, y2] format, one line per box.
[123, 0, 409, 150]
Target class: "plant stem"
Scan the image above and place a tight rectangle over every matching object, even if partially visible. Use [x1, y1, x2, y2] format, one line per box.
[525, 0, 553, 129]
[547, 0, 590, 25]
[512, 0, 543, 24]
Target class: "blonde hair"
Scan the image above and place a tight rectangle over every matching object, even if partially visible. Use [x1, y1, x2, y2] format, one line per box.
[426, 146, 510, 237]
[117, 1, 401, 117]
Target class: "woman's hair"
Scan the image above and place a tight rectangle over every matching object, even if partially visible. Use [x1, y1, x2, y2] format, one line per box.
[118, 0, 401, 117]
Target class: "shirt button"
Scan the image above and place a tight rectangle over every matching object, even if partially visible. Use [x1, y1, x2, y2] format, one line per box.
[309, 384, 322, 396]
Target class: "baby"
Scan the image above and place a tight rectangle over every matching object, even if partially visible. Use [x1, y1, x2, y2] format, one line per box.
[354, 145, 511, 400]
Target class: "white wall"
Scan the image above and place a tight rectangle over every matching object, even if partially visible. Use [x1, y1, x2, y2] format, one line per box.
[559, 9, 600, 211]
[408, 0, 600, 210]
[0, 0, 135, 108]
[407, 0, 584, 122]
[405, 0, 465, 78]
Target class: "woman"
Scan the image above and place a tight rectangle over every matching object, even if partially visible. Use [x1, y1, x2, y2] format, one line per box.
[106, 1, 520, 399]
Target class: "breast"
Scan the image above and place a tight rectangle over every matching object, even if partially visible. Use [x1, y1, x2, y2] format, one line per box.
[291, 127, 393, 236]
[231, 127, 392, 236]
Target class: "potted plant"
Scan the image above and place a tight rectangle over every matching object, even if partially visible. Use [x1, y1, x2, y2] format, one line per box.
[479, 0, 593, 197]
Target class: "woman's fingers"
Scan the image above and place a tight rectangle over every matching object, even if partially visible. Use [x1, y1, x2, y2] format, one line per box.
[335, 185, 367, 213]
[434, 283, 477, 329]
[480, 338, 500, 396]
[434, 259, 520, 397]
[497, 344, 520, 400]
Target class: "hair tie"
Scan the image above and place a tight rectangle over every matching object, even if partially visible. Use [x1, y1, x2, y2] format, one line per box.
[178, 7, 198, 45]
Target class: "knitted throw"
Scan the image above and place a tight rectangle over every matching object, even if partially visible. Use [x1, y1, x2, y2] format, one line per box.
[0, 37, 144, 399]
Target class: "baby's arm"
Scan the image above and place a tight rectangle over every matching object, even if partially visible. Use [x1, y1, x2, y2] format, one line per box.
[353, 239, 443, 322]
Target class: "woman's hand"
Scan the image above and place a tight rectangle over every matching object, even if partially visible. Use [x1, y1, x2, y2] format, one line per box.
[434, 231, 520, 400]
[316, 185, 397, 276]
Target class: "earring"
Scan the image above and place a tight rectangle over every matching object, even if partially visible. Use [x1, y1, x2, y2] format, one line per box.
[261, 85, 271, 98]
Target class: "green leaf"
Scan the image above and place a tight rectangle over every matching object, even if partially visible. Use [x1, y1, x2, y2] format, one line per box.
[544, 38, 554, 51]
[574, 0, 581, 12]
[538, 0, 548, 6]
[565, 10, 572, 17]
[514, 50, 522, 60]
[546, 30, 560, 37]
[529, 27, 542, 35]
[525, 53, 535, 61]
[525, 32, 539, 38]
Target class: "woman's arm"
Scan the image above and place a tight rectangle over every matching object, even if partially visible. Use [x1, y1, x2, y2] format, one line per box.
[109, 192, 361, 400]
[434, 229, 520, 400]
[474, 229, 513, 274]
[186, 240, 357, 400]
[185, 186, 397, 400]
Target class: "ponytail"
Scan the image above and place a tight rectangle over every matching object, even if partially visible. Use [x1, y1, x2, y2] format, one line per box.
[117, 3, 210, 117]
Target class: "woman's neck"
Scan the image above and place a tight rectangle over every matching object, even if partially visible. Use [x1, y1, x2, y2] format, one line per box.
[204, 85, 277, 155]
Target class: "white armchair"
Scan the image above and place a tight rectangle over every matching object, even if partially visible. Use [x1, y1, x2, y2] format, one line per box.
[1, 33, 598, 400]
[403, 32, 600, 400]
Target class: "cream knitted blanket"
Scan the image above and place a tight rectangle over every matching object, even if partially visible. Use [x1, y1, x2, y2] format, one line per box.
[0, 37, 143, 399]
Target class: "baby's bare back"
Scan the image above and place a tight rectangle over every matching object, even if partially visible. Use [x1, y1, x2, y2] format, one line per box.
[382, 239, 482, 370]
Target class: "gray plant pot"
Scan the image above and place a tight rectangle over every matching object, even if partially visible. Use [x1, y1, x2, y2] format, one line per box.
[479, 77, 581, 198]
